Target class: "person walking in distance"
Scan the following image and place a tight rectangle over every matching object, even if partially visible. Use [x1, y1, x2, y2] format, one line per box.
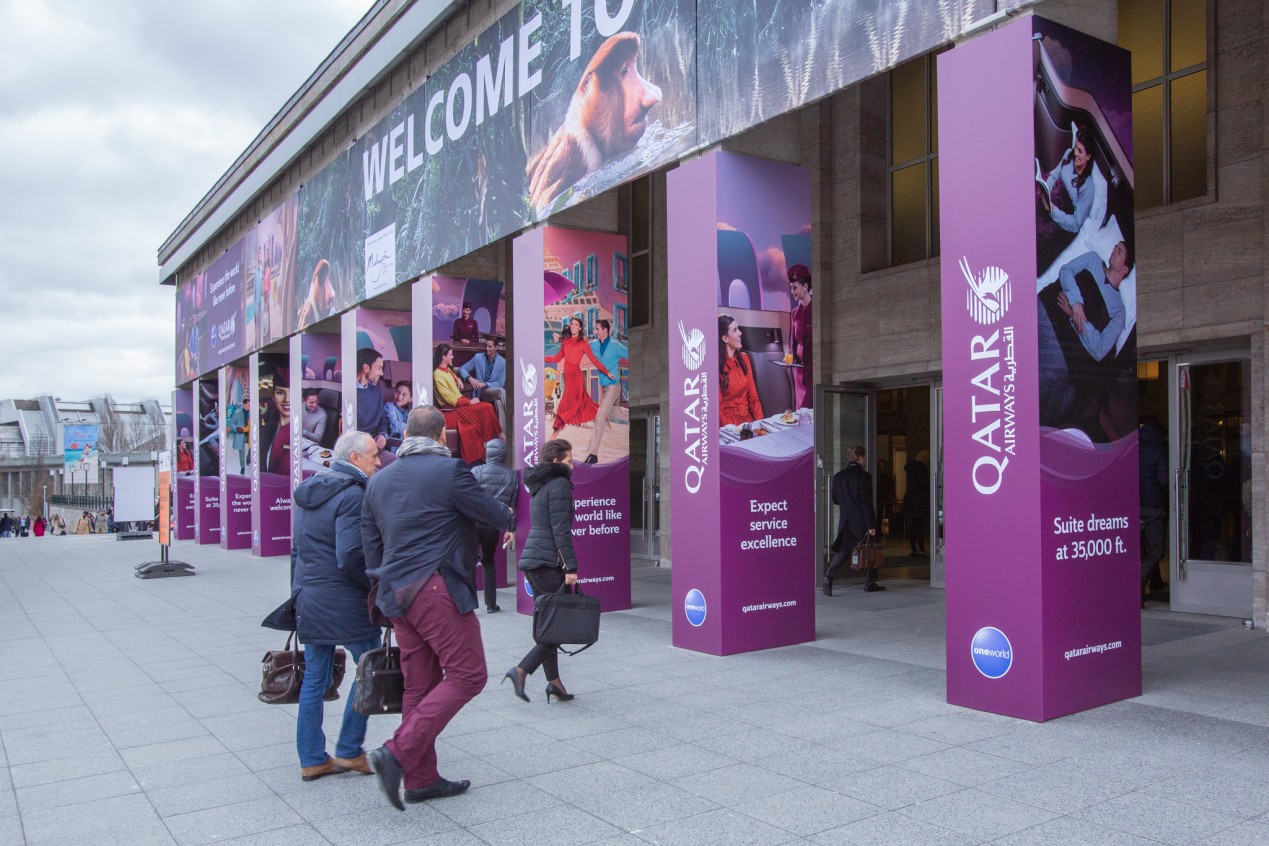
[290, 431, 383, 782]
[362, 406, 513, 809]
[823, 445, 880, 595]
[471, 438, 515, 613]
[503, 439, 580, 704]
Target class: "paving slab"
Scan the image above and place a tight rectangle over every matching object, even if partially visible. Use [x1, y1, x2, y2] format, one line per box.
[1, 535, 1267, 845]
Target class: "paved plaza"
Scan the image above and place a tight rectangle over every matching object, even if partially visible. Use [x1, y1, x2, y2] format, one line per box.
[1, 535, 1268, 845]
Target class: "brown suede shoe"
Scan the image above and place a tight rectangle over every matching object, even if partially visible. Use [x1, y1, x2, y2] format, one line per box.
[300, 759, 338, 782]
[331, 753, 373, 774]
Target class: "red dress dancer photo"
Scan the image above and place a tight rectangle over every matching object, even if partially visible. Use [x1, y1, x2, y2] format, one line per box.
[718, 314, 765, 426]
[545, 317, 613, 436]
[433, 344, 502, 463]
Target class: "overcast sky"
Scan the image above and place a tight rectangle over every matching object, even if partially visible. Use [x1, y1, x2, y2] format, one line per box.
[0, 0, 371, 405]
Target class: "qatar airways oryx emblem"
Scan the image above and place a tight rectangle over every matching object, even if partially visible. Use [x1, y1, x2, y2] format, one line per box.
[519, 357, 538, 396]
[961, 257, 1011, 326]
[678, 321, 705, 371]
[414, 381, 429, 406]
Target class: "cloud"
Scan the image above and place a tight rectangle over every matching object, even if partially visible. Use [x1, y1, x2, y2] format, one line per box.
[0, 0, 369, 404]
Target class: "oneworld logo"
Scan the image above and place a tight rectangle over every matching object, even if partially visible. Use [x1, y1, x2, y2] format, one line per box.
[678, 321, 706, 371]
[960, 257, 1011, 326]
[971, 627, 1013, 679]
[523, 576, 534, 598]
[684, 588, 707, 627]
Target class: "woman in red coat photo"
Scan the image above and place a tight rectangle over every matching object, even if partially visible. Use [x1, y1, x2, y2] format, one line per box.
[718, 314, 764, 427]
[545, 317, 613, 436]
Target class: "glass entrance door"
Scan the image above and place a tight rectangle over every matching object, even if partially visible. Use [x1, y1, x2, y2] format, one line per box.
[629, 410, 660, 560]
[815, 387, 869, 580]
[1173, 356, 1252, 617]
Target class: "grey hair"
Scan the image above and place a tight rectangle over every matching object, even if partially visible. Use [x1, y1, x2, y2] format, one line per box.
[333, 430, 375, 463]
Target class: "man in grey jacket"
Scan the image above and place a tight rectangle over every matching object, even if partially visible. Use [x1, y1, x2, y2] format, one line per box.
[470, 438, 515, 613]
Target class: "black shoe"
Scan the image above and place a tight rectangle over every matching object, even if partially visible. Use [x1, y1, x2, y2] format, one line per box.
[545, 682, 575, 703]
[585, 454, 598, 464]
[369, 747, 405, 812]
[821, 577, 833, 597]
[404, 777, 471, 803]
[502, 667, 529, 702]
[486, 605, 501, 614]
[865, 584, 885, 592]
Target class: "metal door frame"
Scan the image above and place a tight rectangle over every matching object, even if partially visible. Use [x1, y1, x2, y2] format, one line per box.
[628, 406, 661, 561]
[815, 385, 871, 580]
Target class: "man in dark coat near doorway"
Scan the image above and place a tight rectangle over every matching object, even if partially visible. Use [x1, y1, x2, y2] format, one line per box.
[290, 430, 383, 782]
[824, 445, 879, 595]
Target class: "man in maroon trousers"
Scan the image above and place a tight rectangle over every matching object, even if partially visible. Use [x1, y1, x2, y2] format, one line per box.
[362, 406, 513, 809]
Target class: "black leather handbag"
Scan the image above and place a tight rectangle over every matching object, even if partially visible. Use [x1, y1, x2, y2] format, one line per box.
[351, 628, 404, 716]
[257, 632, 345, 705]
[533, 583, 600, 656]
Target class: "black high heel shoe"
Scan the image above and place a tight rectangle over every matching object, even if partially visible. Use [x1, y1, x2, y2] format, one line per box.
[502, 668, 529, 702]
[545, 682, 575, 703]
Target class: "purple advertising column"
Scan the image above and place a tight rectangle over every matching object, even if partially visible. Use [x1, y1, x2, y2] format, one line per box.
[667, 150, 815, 656]
[426, 274, 512, 593]
[194, 377, 221, 544]
[294, 333, 343, 482]
[220, 366, 252, 549]
[174, 387, 195, 540]
[250, 351, 292, 557]
[513, 231, 547, 615]
[511, 227, 633, 615]
[938, 18, 1139, 721]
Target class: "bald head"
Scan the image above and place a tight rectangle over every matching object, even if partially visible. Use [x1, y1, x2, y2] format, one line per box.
[405, 405, 445, 440]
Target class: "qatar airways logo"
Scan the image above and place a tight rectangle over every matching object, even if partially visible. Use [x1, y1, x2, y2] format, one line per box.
[414, 381, 429, 406]
[960, 257, 1016, 495]
[960, 257, 1011, 326]
[677, 325, 709, 494]
[678, 321, 706, 371]
[519, 357, 540, 466]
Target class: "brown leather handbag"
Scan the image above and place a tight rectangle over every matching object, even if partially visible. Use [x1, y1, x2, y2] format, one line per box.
[257, 632, 345, 705]
[850, 536, 885, 571]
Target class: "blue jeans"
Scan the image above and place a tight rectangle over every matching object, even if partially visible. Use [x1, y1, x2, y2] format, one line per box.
[296, 635, 380, 767]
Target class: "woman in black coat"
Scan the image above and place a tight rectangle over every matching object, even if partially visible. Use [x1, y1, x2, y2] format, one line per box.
[503, 439, 579, 703]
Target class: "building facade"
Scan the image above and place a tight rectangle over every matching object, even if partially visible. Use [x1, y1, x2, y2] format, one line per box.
[159, 0, 1266, 627]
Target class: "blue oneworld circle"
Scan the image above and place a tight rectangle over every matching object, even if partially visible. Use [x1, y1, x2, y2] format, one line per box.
[684, 589, 707, 627]
[523, 576, 534, 598]
[971, 627, 1013, 679]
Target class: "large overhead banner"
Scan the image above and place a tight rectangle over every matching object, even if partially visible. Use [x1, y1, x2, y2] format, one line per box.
[176, 276, 201, 384]
[200, 241, 246, 372]
[696, 0, 990, 145]
[939, 17, 1138, 721]
[246, 195, 300, 350]
[667, 150, 814, 656]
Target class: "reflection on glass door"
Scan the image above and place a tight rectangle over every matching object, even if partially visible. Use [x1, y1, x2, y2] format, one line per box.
[629, 410, 660, 560]
[815, 387, 868, 580]
[873, 386, 933, 581]
[1173, 357, 1252, 617]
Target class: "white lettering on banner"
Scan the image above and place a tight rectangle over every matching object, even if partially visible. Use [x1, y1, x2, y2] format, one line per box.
[962, 287, 1018, 495]
[681, 372, 709, 494]
[361, 1, 631, 201]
